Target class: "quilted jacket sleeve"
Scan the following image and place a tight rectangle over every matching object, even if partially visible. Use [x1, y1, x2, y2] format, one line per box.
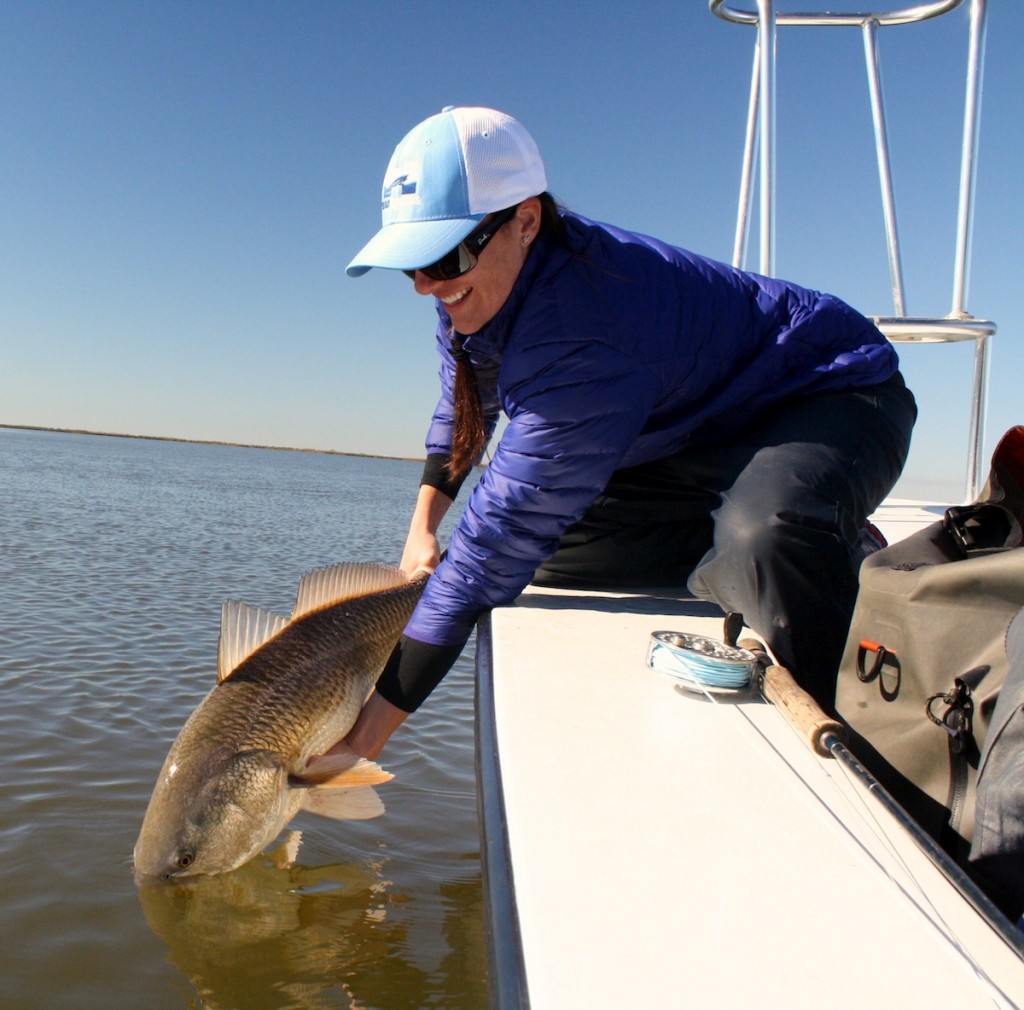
[405, 337, 660, 646]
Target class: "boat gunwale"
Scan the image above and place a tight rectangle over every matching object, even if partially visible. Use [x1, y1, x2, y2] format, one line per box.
[475, 612, 532, 1010]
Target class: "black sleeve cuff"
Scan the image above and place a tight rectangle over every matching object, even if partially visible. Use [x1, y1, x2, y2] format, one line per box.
[421, 453, 466, 502]
[374, 634, 468, 713]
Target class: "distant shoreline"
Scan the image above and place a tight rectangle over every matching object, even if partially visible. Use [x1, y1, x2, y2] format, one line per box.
[0, 424, 420, 463]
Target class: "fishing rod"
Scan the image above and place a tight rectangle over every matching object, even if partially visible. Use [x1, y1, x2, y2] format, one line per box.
[738, 634, 1024, 964]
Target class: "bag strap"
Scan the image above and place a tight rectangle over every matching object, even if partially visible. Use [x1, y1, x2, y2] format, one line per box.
[943, 503, 1021, 557]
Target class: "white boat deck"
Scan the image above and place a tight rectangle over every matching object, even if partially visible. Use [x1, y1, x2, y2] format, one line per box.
[870, 498, 950, 544]
[475, 0, 1011, 999]
[479, 501, 1024, 1009]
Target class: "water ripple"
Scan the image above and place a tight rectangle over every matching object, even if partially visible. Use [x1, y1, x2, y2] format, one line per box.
[0, 429, 485, 1010]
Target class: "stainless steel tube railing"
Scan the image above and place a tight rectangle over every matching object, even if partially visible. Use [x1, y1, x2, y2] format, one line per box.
[710, 0, 965, 28]
[709, 0, 995, 499]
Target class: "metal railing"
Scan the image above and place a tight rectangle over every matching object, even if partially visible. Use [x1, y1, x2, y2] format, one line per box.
[709, 0, 995, 499]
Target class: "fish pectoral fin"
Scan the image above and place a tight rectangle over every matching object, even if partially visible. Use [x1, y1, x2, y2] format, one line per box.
[218, 601, 289, 683]
[292, 562, 410, 619]
[301, 785, 386, 821]
[293, 754, 395, 788]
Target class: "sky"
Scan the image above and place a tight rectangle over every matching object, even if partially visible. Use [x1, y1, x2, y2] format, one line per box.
[2, 0, 1021, 503]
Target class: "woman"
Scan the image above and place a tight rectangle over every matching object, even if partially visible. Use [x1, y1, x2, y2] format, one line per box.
[338, 105, 916, 759]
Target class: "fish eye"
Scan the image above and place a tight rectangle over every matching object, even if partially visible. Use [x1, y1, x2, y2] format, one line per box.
[174, 849, 195, 869]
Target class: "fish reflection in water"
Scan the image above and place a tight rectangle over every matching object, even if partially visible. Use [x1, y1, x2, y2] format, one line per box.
[137, 831, 486, 1010]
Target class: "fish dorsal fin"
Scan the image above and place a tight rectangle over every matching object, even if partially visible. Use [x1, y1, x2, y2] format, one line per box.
[218, 600, 289, 683]
[291, 562, 409, 619]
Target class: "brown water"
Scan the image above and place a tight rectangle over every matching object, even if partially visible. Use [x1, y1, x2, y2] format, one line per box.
[0, 428, 487, 1009]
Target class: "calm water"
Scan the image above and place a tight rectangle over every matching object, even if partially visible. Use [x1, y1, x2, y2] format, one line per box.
[0, 428, 487, 1010]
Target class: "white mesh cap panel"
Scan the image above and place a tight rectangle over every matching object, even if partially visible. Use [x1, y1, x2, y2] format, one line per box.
[453, 107, 547, 214]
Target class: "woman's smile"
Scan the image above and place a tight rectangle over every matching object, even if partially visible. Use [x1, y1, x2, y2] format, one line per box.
[413, 204, 539, 333]
[440, 286, 472, 307]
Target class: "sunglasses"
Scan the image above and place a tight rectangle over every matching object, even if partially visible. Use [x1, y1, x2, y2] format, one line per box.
[403, 204, 520, 281]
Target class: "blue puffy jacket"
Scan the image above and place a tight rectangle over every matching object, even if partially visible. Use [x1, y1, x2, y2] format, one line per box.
[405, 212, 898, 646]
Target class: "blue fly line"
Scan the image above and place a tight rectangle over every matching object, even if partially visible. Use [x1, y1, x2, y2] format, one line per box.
[646, 630, 756, 691]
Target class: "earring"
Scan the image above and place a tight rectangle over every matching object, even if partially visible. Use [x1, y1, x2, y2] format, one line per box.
[522, 235, 532, 246]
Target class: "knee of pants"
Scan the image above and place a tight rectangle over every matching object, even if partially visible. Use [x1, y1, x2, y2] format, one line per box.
[710, 503, 848, 575]
[711, 508, 787, 565]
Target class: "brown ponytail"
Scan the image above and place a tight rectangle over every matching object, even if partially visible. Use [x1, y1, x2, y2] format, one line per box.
[446, 336, 486, 481]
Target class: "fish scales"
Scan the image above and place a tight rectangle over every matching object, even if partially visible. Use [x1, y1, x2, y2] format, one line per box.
[212, 590, 415, 756]
[134, 564, 426, 882]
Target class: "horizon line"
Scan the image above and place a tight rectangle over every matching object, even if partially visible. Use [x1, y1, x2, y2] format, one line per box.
[0, 423, 421, 463]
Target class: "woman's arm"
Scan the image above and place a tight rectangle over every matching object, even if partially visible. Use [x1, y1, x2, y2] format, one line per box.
[316, 484, 456, 763]
[325, 635, 465, 759]
[400, 482, 453, 575]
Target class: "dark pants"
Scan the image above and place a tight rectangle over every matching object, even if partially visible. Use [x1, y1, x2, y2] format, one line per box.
[535, 373, 917, 709]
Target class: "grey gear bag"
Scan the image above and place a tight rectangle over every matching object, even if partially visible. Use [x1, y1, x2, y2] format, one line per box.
[835, 426, 1024, 870]
[969, 607, 1024, 920]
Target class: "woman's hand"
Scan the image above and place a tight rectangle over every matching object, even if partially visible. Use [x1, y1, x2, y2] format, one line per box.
[400, 528, 440, 577]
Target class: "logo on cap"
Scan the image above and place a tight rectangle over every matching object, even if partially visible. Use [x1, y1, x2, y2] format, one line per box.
[382, 171, 419, 211]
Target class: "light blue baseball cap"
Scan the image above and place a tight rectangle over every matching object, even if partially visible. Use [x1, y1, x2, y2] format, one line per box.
[346, 106, 547, 277]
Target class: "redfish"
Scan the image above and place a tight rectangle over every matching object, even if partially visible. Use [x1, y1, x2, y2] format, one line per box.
[134, 563, 424, 882]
